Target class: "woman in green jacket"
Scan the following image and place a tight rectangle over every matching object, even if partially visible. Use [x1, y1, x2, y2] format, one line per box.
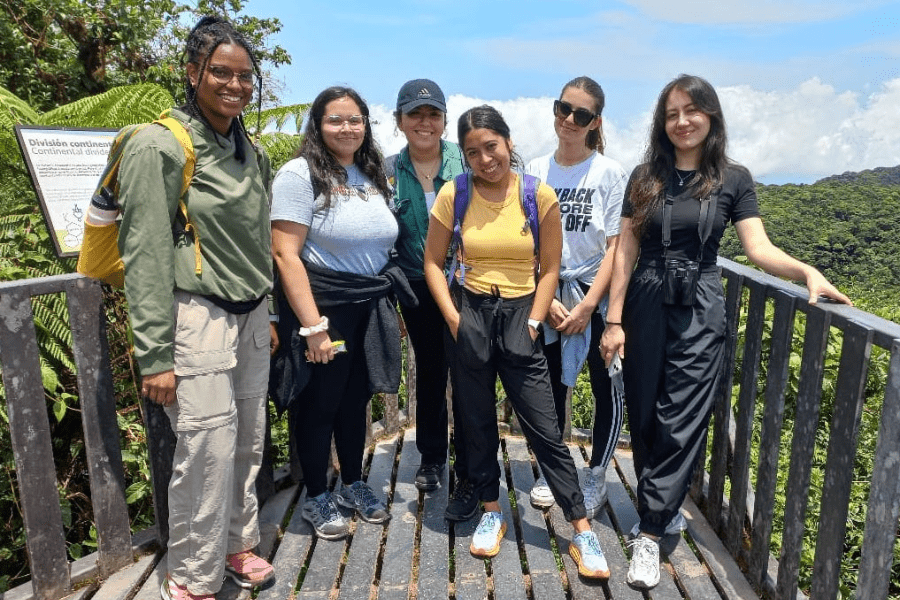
[384, 79, 466, 494]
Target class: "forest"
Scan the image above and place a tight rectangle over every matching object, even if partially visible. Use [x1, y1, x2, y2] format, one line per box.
[1, 0, 899, 595]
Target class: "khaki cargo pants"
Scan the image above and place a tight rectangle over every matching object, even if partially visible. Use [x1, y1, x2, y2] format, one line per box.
[165, 292, 269, 594]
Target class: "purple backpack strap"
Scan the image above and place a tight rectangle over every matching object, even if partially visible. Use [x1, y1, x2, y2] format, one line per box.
[520, 172, 540, 254]
[448, 172, 473, 285]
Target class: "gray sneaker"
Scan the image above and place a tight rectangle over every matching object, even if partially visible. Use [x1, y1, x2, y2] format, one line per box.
[582, 466, 608, 518]
[335, 480, 391, 524]
[301, 492, 350, 540]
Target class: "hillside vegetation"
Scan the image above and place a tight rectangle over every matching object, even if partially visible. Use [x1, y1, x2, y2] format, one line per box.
[720, 165, 900, 317]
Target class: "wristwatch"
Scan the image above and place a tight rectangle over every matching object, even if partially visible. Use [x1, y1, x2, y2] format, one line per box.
[527, 318, 542, 332]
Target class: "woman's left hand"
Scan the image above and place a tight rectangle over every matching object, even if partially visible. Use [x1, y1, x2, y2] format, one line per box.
[556, 302, 592, 335]
[806, 269, 853, 305]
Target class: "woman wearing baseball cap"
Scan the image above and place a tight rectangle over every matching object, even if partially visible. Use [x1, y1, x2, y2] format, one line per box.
[384, 79, 467, 498]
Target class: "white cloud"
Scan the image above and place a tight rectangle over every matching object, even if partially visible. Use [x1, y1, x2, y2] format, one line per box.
[620, 0, 888, 24]
[371, 78, 900, 183]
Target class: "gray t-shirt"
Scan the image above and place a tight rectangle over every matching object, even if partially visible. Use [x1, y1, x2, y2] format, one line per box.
[271, 158, 398, 275]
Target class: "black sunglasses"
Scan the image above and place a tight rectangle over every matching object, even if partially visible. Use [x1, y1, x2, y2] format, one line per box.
[553, 100, 597, 127]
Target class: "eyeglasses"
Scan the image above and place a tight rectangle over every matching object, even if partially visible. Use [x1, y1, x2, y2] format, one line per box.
[553, 100, 597, 127]
[208, 65, 256, 87]
[323, 114, 368, 128]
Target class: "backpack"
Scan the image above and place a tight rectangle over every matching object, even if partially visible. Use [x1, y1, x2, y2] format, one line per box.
[446, 171, 540, 286]
[76, 112, 198, 288]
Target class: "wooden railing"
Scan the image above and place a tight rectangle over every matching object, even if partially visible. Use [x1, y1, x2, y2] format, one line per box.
[1, 265, 898, 600]
[692, 257, 900, 599]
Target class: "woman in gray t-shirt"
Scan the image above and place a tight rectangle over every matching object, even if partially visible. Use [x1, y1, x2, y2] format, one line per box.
[271, 86, 398, 541]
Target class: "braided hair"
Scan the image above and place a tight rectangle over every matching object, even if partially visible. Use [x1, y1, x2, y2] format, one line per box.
[182, 15, 262, 163]
[297, 86, 392, 208]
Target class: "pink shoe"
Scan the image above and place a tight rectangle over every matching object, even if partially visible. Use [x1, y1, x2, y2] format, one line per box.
[225, 550, 275, 588]
[160, 576, 215, 600]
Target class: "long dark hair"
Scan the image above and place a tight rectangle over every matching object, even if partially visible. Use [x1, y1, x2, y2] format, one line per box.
[561, 76, 606, 154]
[182, 15, 262, 163]
[297, 86, 391, 207]
[457, 105, 523, 171]
[630, 74, 730, 236]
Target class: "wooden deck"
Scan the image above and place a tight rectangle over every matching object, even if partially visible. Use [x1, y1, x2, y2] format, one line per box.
[106, 429, 759, 600]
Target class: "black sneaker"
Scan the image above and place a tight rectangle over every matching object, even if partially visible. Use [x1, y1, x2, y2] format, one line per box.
[415, 463, 444, 491]
[444, 478, 479, 521]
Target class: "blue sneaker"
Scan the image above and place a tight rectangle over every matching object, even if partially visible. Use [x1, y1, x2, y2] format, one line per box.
[469, 511, 506, 558]
[569, 531, 610, 579]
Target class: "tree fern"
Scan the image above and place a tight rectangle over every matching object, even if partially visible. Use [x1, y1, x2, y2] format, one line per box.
[41, 84, 175, 128]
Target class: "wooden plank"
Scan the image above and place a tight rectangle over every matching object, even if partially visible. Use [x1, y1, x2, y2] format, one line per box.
[504, 437, 565, 600]
[338, 439, 397, 600]
[748, 291, 796, 587]
[776, 307, 831, 600]
[255, 489, 315, 600]
[452, 508, 486, 600]
[65, 279, 133, 576]
[491, 444, 526, 600]
[595, 460, 644, 600]
[417, 438, 450, 600]
[89, 553, 158, 600]
[611, 449, 693, 600]
[130, 554, 166, 600]
[725, 282, 767, 556]
[379, 429, 420, 600]
[707, 269, 744, 532]
[257, 484, 299, 559]
[682, 498, 759, 599]
[810, 322, 872, 599]
[0, 289, 70, 600]
[856, 344, 900, 600]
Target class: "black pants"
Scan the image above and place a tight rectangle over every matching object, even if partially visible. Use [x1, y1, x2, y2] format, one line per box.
[544, 292, 623, 470]
[290, 301, 371, 498]
[399, 279, 466, 473]
[451, 288, 586, 522]
[622, 265, 726, 537]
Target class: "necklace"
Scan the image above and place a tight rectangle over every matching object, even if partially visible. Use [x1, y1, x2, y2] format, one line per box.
[412, 157, 441, 181]
[675, 168, 696, 187]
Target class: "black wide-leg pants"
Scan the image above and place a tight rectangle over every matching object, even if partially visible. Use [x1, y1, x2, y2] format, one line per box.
[622, 265, 726, 537]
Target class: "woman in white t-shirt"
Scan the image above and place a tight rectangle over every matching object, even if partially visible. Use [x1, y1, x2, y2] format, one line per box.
[525, 76, 627, 517]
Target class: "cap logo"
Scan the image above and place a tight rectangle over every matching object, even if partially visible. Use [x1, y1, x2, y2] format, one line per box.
[418, 88, 431, 98]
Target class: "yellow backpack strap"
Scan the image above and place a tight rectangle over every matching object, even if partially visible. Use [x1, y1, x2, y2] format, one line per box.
[154, 114, 202, 276]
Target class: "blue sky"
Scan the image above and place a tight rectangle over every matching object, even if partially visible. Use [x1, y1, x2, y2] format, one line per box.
[247, 0, 900, 184]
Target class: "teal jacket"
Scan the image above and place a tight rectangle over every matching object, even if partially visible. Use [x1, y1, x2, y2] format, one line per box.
[386, 140, 465, 280]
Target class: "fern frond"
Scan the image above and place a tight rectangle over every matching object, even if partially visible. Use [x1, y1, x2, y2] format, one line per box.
[251, 103, 309, 136]
[0, 86, 42, 128]
[41, 84, 175, 128]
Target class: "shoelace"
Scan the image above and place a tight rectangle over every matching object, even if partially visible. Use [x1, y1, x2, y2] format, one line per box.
[628, 537, 657, 569]
[452, 479, 474, 501]
[476, 513, 501, 536]
[316, 496, 338, 521]
[353, 483, 379, 508]
[578, 532, 602, 556]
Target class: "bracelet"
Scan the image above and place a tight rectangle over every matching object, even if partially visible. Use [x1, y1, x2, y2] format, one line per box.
[527, 318, 542, 331]
[605, 320, 622, 326]
[298, 316, 329, 337]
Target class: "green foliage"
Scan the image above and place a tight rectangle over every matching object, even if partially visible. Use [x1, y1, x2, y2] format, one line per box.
[0, 0, 290, 112]
[720, 176, 900, 311]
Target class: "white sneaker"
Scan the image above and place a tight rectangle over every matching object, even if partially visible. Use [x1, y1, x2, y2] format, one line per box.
[581, 466, 608, 518]
[626, 535, 660, 588]
[569, 531, 610, 579]
[629, 511, 687, 538]
[529, 475, 555, 508]
[470, 511, 506, 558]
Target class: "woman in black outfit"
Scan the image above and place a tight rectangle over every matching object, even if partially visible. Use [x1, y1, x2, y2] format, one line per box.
[600, 74, 851, 590]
